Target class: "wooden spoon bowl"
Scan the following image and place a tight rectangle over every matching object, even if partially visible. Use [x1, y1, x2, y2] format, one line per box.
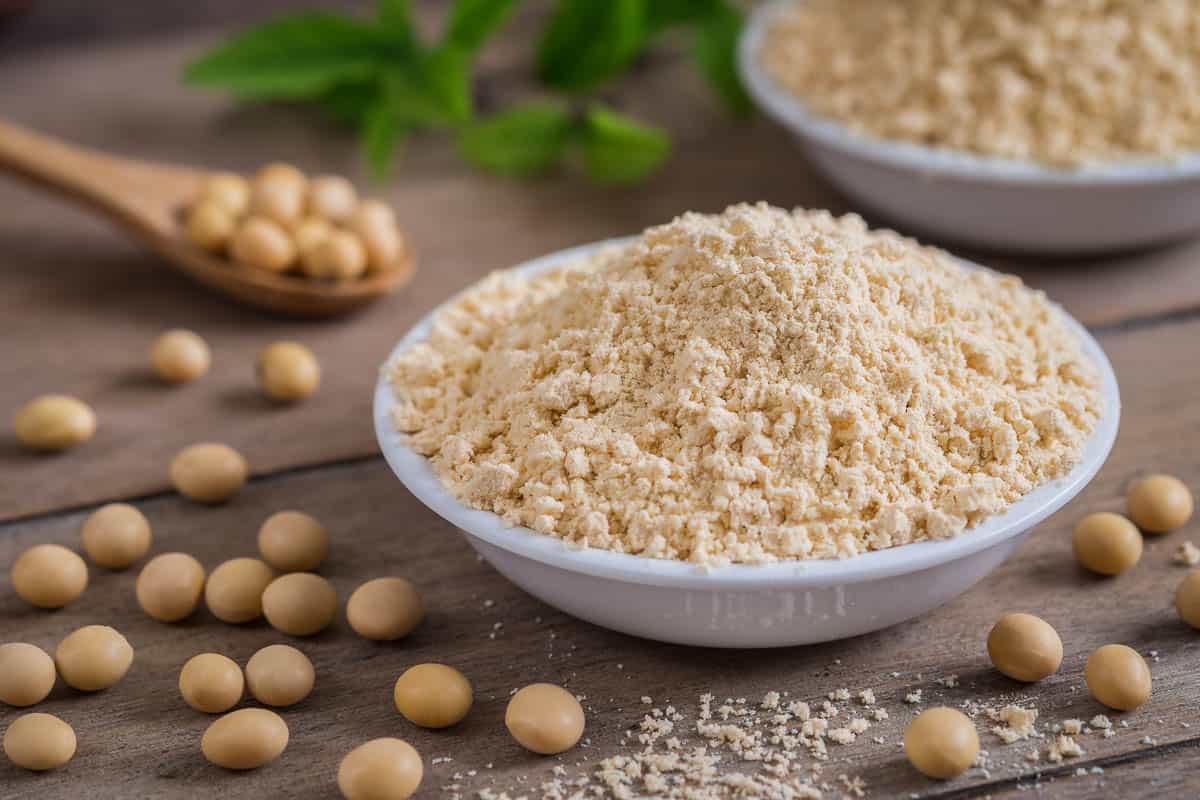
[0, 117, 414, 317]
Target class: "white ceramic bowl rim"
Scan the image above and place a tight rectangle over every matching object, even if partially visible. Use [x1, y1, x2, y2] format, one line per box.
[374, 240, 1121, 591]
[739, 0, 1200, 187]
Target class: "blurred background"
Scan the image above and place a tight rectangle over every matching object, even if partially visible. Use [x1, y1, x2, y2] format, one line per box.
[0, 2, 365, 52]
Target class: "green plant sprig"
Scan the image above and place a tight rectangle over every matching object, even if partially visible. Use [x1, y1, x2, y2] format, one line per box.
[184, 0, 748, 183]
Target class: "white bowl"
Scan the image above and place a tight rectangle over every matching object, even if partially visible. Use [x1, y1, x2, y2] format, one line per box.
[738, 1, 1200, 254]
[374, 242, 1121, 648]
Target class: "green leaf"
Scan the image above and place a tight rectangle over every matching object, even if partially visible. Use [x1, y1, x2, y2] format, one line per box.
[459, 103, 574, 178]
[692, 2, 751, 116]
[384, 65, 464, 127]
[362, 88, 412, 179]
[376, 0, 418, 50]
[319, 78, 380, 126]
[536, 0, 647, 92]
[363, 66, 460, 179]
[421, 45, 473, 124]
[445, 0, 520, 52]
[581, 106, 670, 183]
[384, 77, 439, 126]
[362, 49, 484, 180]
[645, 0, 714, 33]
[184, 13, 392, 98]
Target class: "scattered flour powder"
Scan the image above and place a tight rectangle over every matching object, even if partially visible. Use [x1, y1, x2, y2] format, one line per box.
[390, 204, 1099, 565]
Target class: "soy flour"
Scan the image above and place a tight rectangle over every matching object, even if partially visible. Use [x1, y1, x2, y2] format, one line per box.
[389, 204, 1100, 565]
[759, 0, 1200, 167]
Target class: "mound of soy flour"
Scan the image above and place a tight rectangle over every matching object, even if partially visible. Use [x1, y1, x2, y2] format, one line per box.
[390, 204, 1100, 565]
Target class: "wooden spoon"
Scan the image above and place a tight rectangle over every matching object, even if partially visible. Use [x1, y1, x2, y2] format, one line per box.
[0, 117, 414, 317]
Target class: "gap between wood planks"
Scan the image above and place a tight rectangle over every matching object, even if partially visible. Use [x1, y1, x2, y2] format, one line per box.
[1088, 302, 1200, 338]
[931, 735, 1200, 799]
[0, 453, 384, 530]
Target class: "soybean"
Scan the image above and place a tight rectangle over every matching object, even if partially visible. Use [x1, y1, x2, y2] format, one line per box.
[3, 713, 76, 771]
[169, 442, 247, 503]
[179, 653, 244, 714]
[904, 707, 979, 779]
[14, 395, 96, 451]
[11, 544, 88, 609]
[201, 708, 289, 770]
[1085, 644, 1152, 711]
[338, 738, 423, 800]
[986, 612, 1063, 682]
[257, 342, 320, 402]
[151, 329, 211, 384]
[505, 683, 585, 755]
[0, 643, 56, 707]
[347, 577, 423, 641]
[261, 573, 337, 636]
[136, 552, 206, 623]
[55, 625, 134, 692]
[257, 510, 328, 572]
[393, 663, 472, 729]
[80, 503, 152, 569]
[1127, 474, 1193, 533]
[245, 644, 315, 707]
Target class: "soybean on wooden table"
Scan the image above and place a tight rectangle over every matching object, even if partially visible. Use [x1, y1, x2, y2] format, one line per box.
[3, 15, 1200, 800]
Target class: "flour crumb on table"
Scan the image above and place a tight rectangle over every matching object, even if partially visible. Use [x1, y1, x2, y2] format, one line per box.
[1172, 541, 1200, 566]
[989, 705, 1039, 743]
[1047, 734, 1084, 762]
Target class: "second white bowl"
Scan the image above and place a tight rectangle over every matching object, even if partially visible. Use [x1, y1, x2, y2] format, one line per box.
[375, 242, 1121, 648]
[738, 1, 1200, 254]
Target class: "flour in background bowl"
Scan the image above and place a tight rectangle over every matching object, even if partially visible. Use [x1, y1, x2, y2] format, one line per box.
[759, 0, 1200, 167]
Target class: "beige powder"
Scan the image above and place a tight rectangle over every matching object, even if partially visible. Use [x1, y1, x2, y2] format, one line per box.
[990, 705, 1039, 744]
[760, 1, 1200, 166]
[1047, 734, 1084, 762]
[390, 204, 1099, 565]
[1173, 541, 1200, 566]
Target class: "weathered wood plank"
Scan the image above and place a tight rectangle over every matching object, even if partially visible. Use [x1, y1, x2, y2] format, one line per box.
[2, 315, 1200, 798]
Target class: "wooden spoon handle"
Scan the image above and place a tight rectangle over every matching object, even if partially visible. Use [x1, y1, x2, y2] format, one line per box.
[0, 116, 203, 239]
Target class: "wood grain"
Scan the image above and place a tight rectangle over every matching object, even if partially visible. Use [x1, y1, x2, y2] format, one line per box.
[2, 315, 1200, 798]
[985, 741, 1200, 799]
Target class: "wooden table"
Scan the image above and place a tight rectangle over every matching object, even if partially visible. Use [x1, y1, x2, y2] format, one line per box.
[3, 12, 1200, 800]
